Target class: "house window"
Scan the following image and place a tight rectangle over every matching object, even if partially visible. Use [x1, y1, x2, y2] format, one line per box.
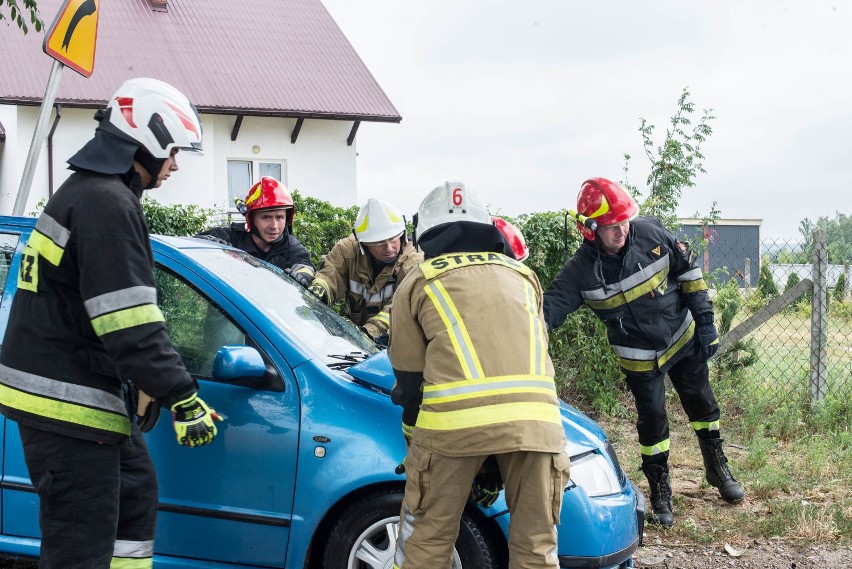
[227, 160, 286, 201]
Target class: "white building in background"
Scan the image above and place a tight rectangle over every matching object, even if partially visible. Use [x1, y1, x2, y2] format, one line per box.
[0, 0, 401, 216]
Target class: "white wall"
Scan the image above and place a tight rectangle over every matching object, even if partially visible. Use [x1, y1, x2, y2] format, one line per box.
[0, 104, 359, 216]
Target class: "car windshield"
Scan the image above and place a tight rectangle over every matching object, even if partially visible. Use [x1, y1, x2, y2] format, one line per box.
[183, 247, 379, 367]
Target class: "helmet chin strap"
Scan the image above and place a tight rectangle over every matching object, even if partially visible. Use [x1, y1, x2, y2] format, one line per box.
[133, 147, 166, 189]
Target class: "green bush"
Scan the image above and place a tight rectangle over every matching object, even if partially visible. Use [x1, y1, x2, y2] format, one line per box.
[834, 272, 848, 303]
[757, 262, 779, 299]
[291, 190, 359, 267]
[141, 196, 215, 236]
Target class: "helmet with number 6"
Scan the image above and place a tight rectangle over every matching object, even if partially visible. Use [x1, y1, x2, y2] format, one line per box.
[576, 177, 638, 241]
[493, 217, 529, 261]
[104, 77, 203, 159]
[414, 181, 491, 244]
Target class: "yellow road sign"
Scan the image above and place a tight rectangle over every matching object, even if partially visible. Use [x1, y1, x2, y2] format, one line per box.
[42, 0, 100, 78]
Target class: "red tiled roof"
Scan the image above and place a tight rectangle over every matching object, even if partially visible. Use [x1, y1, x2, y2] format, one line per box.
[0, 0, 401, 122]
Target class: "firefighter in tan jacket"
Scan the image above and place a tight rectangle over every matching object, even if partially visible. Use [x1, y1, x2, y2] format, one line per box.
[389, 182, 569, 569]
[308, 198, 422, 341]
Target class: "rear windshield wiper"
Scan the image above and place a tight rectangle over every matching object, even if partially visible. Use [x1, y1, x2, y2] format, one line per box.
[327, 351, 371, 370]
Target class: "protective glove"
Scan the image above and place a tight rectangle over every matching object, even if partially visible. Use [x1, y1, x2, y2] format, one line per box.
[171, 394, 223, 447]
[287, 263, 315, 288]
[693, 312, 720, 362]
[308, 281, 329, 304]
[136, 389, 162, 433]
[469, 456, 503, 508]
[195, 234, 230, 246]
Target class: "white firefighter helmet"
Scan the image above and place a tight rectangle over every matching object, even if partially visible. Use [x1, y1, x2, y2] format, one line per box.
[414, 181, 491, 243]
[105, 77, 203, 159]
[353, 198, 405, 245]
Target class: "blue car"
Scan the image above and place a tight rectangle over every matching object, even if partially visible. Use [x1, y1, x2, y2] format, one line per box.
[0, 215, 642, 568]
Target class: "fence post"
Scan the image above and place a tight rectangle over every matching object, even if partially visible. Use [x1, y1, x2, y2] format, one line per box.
[809, 229, 828, 407]
[743, 257, 752, 299]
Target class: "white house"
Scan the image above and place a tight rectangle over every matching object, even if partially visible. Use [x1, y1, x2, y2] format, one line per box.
[0, 0, 401, 216]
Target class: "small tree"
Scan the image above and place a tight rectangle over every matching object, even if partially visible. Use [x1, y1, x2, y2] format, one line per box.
[756, 262, 779, 299]
[784, 272, 801, 293]
[834, 272, 848, 303]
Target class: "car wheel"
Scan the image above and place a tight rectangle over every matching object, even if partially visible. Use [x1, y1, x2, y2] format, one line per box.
[322, 489, 500, 569]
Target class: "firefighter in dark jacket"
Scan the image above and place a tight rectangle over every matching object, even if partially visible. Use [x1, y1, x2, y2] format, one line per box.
[389, 182, 569, 569]
[543, 177, 744, 527]
[196, 176, 315, 287]
[0, 78, 222, 569]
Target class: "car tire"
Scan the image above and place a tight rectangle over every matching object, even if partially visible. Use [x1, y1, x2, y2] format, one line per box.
[322, 488, 500, 569]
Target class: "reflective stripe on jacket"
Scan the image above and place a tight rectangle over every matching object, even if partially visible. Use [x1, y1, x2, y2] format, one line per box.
[389, 251, 566, 457]
[543, 217, 714, 376]
[312, 234, 423, 334]
[0, 171, 196, 443]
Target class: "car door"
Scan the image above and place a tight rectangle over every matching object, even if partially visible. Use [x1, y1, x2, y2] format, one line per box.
[144, 260, 300, 568]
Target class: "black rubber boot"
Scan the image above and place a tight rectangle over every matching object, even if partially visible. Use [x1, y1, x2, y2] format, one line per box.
[698, 437, 745, 503]
[641, 463, 674, 527]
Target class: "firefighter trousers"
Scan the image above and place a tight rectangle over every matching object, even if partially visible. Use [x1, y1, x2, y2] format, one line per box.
[625, 347, 720, 460]
[19, 423, 158, 569]
[394, 444, 571, 569]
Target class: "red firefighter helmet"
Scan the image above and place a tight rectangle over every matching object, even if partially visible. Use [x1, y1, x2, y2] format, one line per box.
[576, 177, 638, 240]
[243, 177, 295, 232]
[493, 217, 529, 261]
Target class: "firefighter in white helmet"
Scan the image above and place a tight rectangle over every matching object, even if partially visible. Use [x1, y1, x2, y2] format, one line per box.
[389, 182, 569, 569]
[307, 198, 423, 343]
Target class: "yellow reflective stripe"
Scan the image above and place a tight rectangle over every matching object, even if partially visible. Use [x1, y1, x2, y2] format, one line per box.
[657, 321, 695, 368]
[691, 420, 720, 431]
[373, 311, 390, 326]
[0, 384, 130, 435]
[425, 386, 557, 404]
[416, 402, 561, 430]
[680, 278, 708, 293]
[585, 266, 668, 310]
[109, 557, 152, 569]
[424, 280, 484, 379]
[618, 357, 655, 372]
[640, 438, 670, 456]
[423, 375, 555, 393]
[402, 423, 414, 436]
[523, 281, 546, 375]
[27, 230, 65, 266]
[91, 304, 165, 337]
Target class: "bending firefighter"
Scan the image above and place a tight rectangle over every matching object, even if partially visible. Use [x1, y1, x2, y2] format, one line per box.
[389, 182, 569, 569]
[197, 176, 315, 287]
[0, 78, 222, 569]
[543, 177, 744, 526]
[308, 198, 423, 342]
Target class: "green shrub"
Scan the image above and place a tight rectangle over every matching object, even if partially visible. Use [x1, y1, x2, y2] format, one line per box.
[291, 190, 359, 267]
[834, 272, 848, 303]
[141, 196, 215, 236]
[757, 262, 779, 299]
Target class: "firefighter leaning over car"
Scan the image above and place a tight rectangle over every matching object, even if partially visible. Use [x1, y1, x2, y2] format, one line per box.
[196, 176, 315, 287]
[0, 78, 222, 569]
[542, 177, 745, 527]
[389, 181, 569, 569]
[307, 198, 423, 343]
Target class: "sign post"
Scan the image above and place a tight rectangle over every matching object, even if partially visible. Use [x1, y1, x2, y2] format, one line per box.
[13, 0, 100, 216]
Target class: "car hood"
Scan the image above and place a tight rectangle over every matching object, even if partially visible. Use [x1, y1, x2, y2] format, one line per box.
[347, 352, 605, 455]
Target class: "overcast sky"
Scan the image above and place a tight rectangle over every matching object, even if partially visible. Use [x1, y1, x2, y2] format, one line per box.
[321, 0, 851, 240]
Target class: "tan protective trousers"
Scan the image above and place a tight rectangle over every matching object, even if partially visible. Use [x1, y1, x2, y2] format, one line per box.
[394, 445, 570, 569]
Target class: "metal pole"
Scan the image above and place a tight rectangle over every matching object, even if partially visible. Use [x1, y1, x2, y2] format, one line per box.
[13, 59, 65, 216]
[809, 229, 828, 407]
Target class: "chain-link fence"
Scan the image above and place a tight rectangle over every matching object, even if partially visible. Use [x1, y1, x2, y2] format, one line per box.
[681, 226, 851, 407]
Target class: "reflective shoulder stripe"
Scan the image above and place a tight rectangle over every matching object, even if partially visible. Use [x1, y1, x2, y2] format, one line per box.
[420, 252, 531, 280]
[91, 304, 165, 337]
[113, 539, 154, 559]
[416, 401, 562, 431]
[35, 213, 71, 247]
[423, 280, 484, 379]
[84, 286, 158, 319]
[27, 230, 65, 266]
[691, 420, 720, 432]
[523, 281, 546, 375]
[640, 438, 670, 456]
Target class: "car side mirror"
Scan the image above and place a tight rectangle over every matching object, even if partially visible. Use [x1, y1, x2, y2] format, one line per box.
[213, 345, 266, 381]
